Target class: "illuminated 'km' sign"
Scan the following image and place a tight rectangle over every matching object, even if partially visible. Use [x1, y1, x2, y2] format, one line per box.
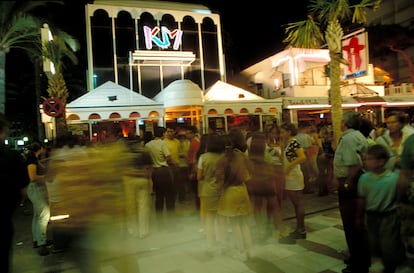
[143, 26, 183, 50]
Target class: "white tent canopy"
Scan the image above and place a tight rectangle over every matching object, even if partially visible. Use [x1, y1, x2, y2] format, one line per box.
[67, 81, 160, 108]
[64, 81, 163, 121]
[153, 80, 204, 108]
[205, 80, 264, 101]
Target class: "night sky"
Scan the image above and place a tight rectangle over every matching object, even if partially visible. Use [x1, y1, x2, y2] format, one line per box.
[5, 0, 308, 136]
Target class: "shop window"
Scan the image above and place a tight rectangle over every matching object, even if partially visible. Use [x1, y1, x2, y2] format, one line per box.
[227, 115, 260, 132]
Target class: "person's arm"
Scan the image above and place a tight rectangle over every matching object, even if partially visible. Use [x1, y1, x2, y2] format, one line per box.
[343, 164, 363, 191]
[285, 147, 306, 174]
[27, 164, 45, 183]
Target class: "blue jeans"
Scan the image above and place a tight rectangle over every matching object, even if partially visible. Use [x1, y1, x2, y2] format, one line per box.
[27, 182, 50, 245]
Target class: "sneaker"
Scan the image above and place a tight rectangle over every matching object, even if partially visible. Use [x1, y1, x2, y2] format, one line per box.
[278, 235, 296, 244]
[37, 245, 50, 256]
[289, 230, 307, 239]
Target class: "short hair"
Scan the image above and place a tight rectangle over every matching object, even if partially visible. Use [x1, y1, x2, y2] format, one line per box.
[249, 133, 266, 161]
[228, 128, 248, 152]
[367, 144, 389, 161]
[186, 125, 198, 134]
[154, 127, 165, 138]
[27, 142, 43, 153]
[342, 111, 361, 130]
[387, 111, 408, 124]
[206, 134, 225, 153]
[280, 122, 298, 136]
[359, 118, 374, 138]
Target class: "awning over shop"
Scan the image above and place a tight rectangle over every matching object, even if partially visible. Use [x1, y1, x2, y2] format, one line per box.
[283, 96, 359, 109]
[340, 83, 380, 97]
[352, 96, 386, 105]
[383, 95, 414, 106]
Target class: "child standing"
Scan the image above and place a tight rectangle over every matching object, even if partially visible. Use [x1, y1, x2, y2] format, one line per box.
[357, 144, 406, 273]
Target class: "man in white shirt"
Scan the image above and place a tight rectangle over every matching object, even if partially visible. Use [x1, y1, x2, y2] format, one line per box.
[145, 127, 175, 229]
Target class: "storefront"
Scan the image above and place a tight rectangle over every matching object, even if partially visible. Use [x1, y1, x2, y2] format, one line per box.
[41, 81, 164, 141]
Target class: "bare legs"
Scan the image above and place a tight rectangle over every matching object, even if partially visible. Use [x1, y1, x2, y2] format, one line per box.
[286, 190, 305, 232]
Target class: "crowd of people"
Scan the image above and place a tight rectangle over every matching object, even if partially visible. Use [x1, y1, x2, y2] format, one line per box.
[2, 110, 414, 272]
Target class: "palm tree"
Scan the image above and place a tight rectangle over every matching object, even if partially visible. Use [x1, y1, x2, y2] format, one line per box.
[283, 0, 382, 145]
[0, 1, 62, 114]
[41, 27, 80, 138]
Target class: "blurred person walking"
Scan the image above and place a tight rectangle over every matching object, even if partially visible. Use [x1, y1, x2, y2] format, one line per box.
[47, 138, 132, 273]
[396, 133, 414, 272]
[216, 128, 254, 261]
[0, 113, 29, 273]
[334, 110, 371, 273]
[264, 126, 286, 205]
[376, 111, 414, 171]
[26, 142, 52, 256]
[122, 138, 153, 239]
[145, 127, 175, 229]
[280, 122, 307, 240]
[357, 144, 405, 273]
[196, 133, 225, 255]
[248, 132, 293, 244]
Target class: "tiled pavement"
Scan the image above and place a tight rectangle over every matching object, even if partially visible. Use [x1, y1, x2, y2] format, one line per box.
[11, 193, 386, 273]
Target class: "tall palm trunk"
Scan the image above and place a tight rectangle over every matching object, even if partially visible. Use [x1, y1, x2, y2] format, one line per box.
[325, 20, 344, 145]
[47, 72, 68, 138]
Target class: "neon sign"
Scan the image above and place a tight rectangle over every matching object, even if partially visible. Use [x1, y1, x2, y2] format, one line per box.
[143, 26, 183, 50]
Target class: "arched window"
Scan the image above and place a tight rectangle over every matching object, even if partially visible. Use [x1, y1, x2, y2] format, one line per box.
[269, 107, 277, 113]
[254, 108, 263, 113]
[129, 112, 140, 118]
[224, 108, 233, 114]
[240, 108, 248, 113]
[109, 112, 121, 119]
[67, 114, 80, 120]
[89, 113, 101, 119]
[149, 111, 159, 117]
[208, 109, 217, 114]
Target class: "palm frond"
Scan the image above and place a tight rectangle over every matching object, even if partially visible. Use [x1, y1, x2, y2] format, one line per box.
[283, 17, 324, 48]
[0, 15, 41, 51]
[350, 0, 382, 24]
[309, 0, 351, 24]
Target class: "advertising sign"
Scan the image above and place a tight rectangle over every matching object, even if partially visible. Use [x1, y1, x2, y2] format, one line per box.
[342, 32, 369, 80]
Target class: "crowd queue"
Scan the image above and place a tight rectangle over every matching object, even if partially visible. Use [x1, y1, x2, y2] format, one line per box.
[2, 110, 414, 273]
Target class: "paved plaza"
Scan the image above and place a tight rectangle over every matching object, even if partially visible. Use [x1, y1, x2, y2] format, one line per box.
[11, 193, 386, 273]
